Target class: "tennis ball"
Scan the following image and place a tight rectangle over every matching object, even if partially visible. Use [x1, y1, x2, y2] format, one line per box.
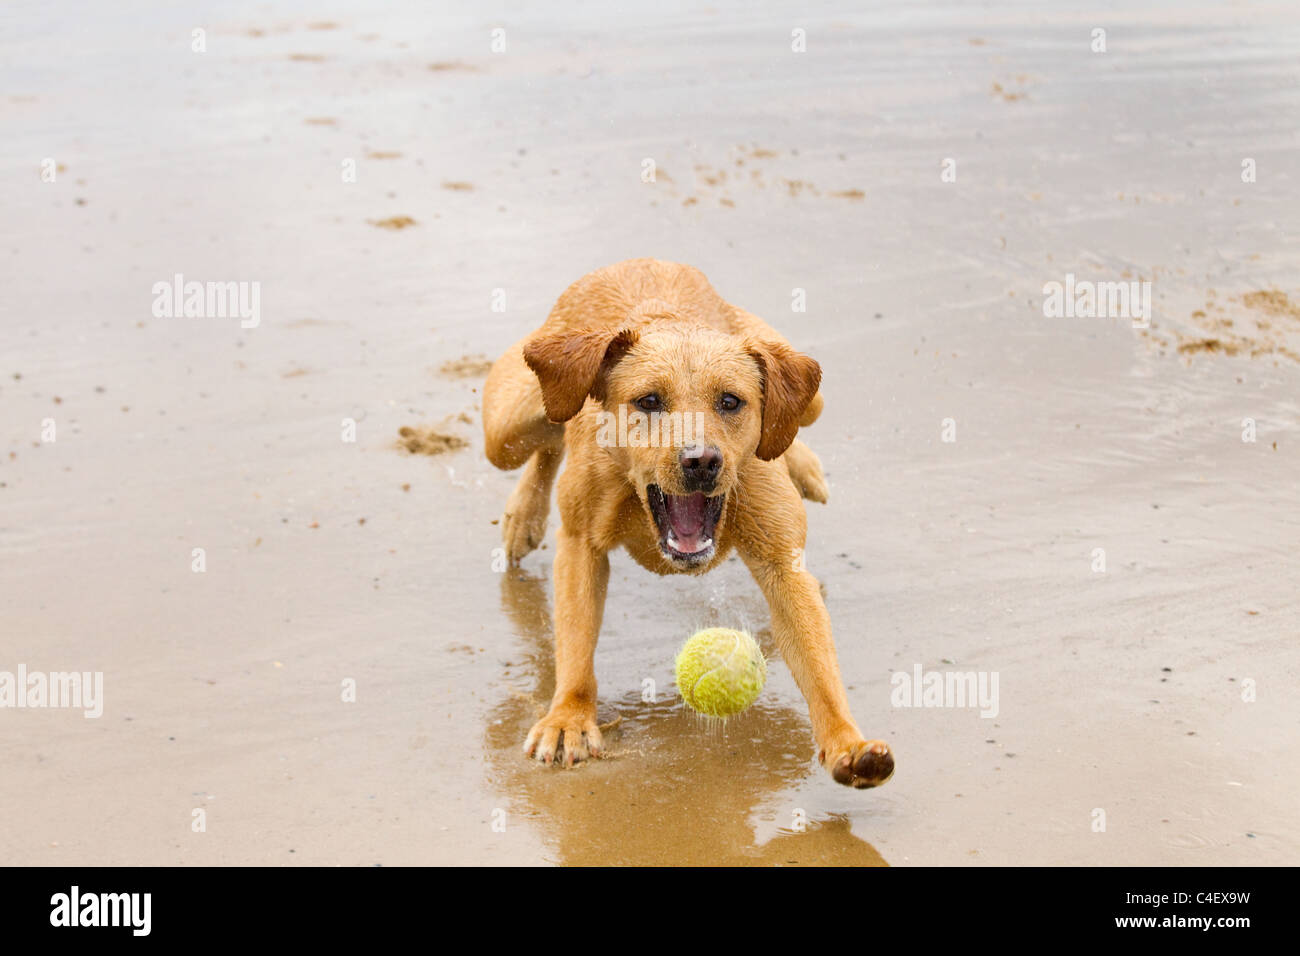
[675, 627, 767, 718]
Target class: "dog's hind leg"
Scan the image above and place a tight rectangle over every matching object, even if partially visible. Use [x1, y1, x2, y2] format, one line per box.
[484, 340, 563, 469]
[728, 303, 825, 428]
[799, 390, 824, 427]
[484, 340, 566, 563]
[783, 438, 828, 504]
[501, 446, 563, 564]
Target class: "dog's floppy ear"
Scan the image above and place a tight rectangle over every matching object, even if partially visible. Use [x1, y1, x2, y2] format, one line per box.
[745, 339, 822, 461]
[523, 326, 640, 423]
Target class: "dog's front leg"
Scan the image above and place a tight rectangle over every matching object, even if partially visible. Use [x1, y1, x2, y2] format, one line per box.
[523, 528, 610, 767]
[745, 558, 895, 788]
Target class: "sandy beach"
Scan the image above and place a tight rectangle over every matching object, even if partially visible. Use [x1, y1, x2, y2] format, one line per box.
[2, 0, 1298, 866]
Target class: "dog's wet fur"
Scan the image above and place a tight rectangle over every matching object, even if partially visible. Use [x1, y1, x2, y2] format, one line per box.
[483, 259, 894, 788]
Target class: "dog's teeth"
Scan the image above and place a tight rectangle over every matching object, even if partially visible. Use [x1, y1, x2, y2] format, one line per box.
[667, 532, 712, 556]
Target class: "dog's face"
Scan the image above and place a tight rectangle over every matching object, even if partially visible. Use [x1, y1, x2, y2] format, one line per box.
[601, 329, 760, 568]
[524, 322, 821, 570]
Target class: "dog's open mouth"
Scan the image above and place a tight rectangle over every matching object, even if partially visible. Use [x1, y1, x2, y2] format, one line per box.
[646, 485, 724, 563]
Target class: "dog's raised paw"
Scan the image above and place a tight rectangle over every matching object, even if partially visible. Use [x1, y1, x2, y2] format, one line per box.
[825, 739, 894, 789]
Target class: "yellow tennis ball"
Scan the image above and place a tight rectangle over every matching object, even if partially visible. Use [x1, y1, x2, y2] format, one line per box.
[675, 627, 767, 718]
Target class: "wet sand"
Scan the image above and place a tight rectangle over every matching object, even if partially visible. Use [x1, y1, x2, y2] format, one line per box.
[2, 1, 1298, 865]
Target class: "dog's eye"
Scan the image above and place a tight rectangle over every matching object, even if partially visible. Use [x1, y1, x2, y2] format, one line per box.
[635, 394, 662, 412]
[718, 393, 743, 412]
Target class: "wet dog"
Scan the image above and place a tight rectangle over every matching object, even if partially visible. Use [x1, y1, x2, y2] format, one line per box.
[483, 259, 893, 788]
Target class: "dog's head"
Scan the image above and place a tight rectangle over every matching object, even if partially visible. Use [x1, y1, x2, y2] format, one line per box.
[523, 321, 820, 569]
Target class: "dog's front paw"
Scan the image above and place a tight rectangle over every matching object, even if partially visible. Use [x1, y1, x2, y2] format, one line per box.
[523, 701, 604, 768]
[821, 738, 894, 789]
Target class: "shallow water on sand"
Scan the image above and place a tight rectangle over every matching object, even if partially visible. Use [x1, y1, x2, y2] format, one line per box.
[2, 0, 1297, 865]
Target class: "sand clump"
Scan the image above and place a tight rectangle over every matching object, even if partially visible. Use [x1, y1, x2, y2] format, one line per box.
[1177, 338, 1241, 357]
[396, 426, 468, 456]
[646, 145, 864, 210]
[991, 78, 1030, 102]
[439, 356, 493, 378]
[369, 216, 417, 230]
[396, 412, 474, 456]
[1242, 289, 1300, 321]
[1172, 288, 1300, 362]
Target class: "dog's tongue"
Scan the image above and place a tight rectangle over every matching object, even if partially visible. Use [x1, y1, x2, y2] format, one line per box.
[666, 493, 709, 552]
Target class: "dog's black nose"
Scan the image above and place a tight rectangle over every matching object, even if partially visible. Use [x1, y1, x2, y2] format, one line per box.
[680, 445, 722, 491]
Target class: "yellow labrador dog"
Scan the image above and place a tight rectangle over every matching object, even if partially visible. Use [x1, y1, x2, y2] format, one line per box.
[483, 259, 894, 788]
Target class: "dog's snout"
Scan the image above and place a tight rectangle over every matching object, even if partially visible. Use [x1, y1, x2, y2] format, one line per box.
[680, 445, 723, 490]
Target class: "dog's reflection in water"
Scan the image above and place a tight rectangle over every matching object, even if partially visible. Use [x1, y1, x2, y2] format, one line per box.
[484, 570, 888, 867]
